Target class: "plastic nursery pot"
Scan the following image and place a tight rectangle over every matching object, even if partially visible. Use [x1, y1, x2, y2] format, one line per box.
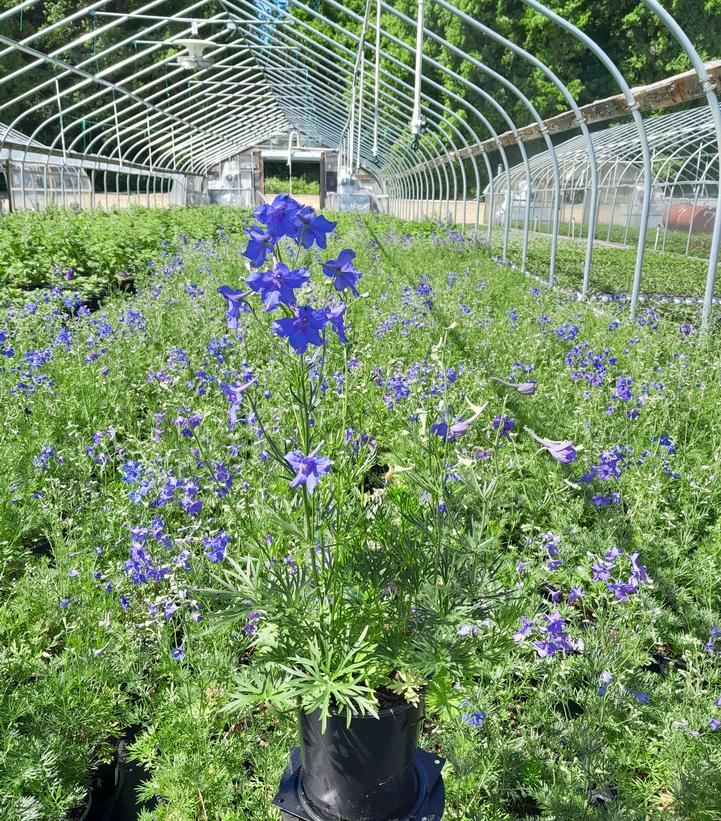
[298, 698, 424, 821]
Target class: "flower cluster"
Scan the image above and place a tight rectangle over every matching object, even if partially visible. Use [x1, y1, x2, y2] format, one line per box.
[580, 446, 633, 506]
[33, 446, 64, 472]
[565, 342, 617, 387]
[513, 610, 576, 658]
[216, 195, 366, 499]
[219, 195, 359, 358]
[204, 531, 231, 564]
[590, 547, 651, 601]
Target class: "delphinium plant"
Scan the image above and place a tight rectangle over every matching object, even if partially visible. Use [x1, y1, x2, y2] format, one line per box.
[208, 195, 509, 727]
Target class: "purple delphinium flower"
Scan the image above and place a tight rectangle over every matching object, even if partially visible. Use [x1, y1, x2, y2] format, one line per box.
[254, 193, 302, 239]
[710, 718, 721, 731]
[220, 378, 255, 429]
[294, 206, 337, 249]
[524, 426, 577, 464]
[567, 587, 585, 603]
[431, 417, 470, 442]
[245, 263, 310, 311]
[613, 376, 634, 402]
[217, 286, 251, 330]
[171, 647, 184, 661]
[464, 710, 486, 727]
[325, 303, 348, 343]
[715, 696, 721, 708]
[60, 598, 70, 608]
[492, 414, 515, 439]
[489, 376, 537, 395]
[285, 444, 331, 495]
[540, 532, 561, 557]
[457, 624, 480, 637]
[431, 403, 487, 443]
[627, 688, 649, 704]
[273, 305, 327, 355]
[243, 610, 263, 635]
[529, 611, 574, 658]
[204, 531, 231, 564]
[322, 249, 363, 297]
[605, 546, 622, 562]
[597, 670, 612, 696]
[706, 624, 721, 653]
[242, 225, 276, 268]
[513, 616, 534, 643]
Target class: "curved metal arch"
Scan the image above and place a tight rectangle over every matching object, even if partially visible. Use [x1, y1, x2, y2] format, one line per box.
[57, 46, 290, 171]
[379, 0, 561, 279]
[521, 0, 652, 320]
[313, 0, 507, 237]
[431, 0, 598, 295]
[253, 63, 436, 203]
[222, 0, 440, 161]
[277, 0, 504, 242]
[0, 0, 241, 148]
[217, 8, 451, 191]
[55, 57, 274, 170]
[0, 0, 180, 99]
[95, 81, 282, 172]
[352, 0, 515, 252]
[0, 30, 256, 171]
[642, 0, 721, 330]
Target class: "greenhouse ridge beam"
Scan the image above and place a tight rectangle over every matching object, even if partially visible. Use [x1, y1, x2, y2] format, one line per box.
[399, 60, 721, 176]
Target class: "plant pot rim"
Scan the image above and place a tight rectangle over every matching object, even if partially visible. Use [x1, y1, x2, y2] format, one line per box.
[302, 697, 422, 722]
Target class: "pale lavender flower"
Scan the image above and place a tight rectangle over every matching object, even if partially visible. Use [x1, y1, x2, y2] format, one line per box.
[490, 376, 537, 395]
[598, 670, 612, 696]
[524, 426, 577, 464]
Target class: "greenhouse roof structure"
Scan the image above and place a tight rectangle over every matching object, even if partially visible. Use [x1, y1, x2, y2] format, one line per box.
[495, 107, 720, 199]
[0, 0, 720, 327]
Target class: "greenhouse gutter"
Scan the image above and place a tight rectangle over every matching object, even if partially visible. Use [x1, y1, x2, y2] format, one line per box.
[399, 60, 721, 176]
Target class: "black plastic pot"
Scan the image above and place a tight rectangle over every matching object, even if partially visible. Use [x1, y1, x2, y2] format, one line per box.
[73, 726, 156, 821]
[297, 699, 424, 821]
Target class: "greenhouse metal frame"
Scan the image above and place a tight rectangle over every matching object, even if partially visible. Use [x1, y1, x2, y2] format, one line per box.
[0, 0, 720, 327]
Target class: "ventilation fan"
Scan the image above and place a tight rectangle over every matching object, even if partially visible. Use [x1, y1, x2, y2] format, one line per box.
[173, 37, 217, 69]
[173, 22, 216, 70]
